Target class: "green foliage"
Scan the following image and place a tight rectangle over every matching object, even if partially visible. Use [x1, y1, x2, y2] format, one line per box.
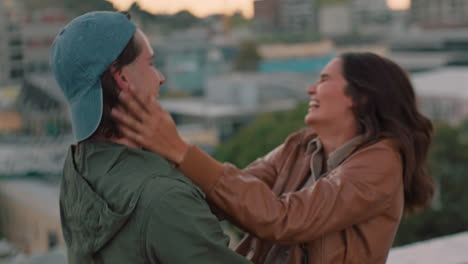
[171, 10, 200, 28]
[214, 103, 308, 168]
[393, 120, 468, 246]
[231, 12, 250, 27]
[233, 40, 262, 72]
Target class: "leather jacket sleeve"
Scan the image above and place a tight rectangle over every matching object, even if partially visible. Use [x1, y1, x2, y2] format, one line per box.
[239, 143, 285, 188]
[178, 140, 403, 244]
[206, 144, 285, 221]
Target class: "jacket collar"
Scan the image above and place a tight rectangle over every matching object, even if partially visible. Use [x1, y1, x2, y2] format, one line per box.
[307, 135, 364, 177]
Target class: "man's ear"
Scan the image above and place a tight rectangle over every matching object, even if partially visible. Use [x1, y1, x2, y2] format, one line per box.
[111, 65, 130, 91]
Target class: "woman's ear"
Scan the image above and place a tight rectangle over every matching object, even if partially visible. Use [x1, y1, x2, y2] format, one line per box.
[111, 65, 130, 92]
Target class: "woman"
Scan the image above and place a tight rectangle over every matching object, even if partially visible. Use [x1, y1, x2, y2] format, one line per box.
[112, 52, 435, 263]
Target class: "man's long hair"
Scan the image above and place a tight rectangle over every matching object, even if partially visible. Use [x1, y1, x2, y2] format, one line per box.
[92, 13, 141, 139]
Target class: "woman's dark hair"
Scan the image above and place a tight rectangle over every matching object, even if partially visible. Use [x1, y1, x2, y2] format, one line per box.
[340, 52, 434, 213]
[92, 13, 141, 139]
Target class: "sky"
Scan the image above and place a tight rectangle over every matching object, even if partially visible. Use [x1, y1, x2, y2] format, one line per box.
[107, 0, 410, 18]
[108, 0, 255, 17]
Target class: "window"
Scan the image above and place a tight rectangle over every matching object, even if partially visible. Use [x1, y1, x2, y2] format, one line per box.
[48, 232, 58, 250]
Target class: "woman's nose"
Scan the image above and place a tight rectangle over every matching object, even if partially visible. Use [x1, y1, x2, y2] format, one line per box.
[307, 83, 316, 94]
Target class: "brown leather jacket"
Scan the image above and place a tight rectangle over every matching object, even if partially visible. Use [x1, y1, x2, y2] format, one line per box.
[178, 128, 404, 263]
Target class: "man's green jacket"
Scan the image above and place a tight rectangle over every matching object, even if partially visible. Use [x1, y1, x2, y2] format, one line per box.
[60, 140, 250, 264]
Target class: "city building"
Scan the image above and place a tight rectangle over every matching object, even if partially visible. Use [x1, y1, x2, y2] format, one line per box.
[253, 0, 282, 32]
[351, 0, 393, 36]
[259, 40, 334, 73]
[161, 72, 312, 145]
[410, 0, 468, 29]
[412, 67, 468, 124]
[253, 0, 319, 35]
[0, 84, 22, 134]
[0, 0, 24, 86]
[280, 0, 319, 34]
[0, 180, 64, 255]
[19, 74, 71, 137]
[320, 0, 397, 38]
[157, 27, 237, 95]
[319, 3, 353, 37]
[21, 8, 70, 75]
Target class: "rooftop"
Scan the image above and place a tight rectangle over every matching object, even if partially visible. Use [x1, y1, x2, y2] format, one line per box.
[411, 67, 468, 100]
[0, 180, 60, 219]
[25, 74, 66, 105]
[160, 98, 297, 118]
[259, 40, 333, 60]
[0, 135, 72, 176]
[388, 231, 468, 263]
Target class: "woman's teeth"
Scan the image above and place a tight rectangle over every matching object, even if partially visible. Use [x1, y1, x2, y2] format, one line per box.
[309, 101, 319, 108]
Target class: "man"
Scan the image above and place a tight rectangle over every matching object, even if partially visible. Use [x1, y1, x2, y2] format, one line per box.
[51, 11, 250, 264]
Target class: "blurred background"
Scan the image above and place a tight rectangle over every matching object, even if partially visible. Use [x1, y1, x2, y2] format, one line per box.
[0, 0, 467, 263]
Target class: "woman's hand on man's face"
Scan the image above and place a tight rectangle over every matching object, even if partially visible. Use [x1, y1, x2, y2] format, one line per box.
[111, 86, 189, 164]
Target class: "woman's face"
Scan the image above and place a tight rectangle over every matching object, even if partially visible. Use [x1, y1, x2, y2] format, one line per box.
[305, 58, 356, 127]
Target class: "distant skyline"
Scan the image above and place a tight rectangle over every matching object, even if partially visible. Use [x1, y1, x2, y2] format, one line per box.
[107, 0, 410, 18]
[108, 0, 254, 17]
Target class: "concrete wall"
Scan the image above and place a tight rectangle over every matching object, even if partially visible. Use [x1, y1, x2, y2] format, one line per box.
[320, 4, 353, 37]
[0, 181, 64, 255]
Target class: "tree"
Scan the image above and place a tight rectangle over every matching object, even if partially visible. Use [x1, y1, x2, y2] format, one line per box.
[231, 11, 250, 27]
[215, 103, 307, 167]
[233, 40, 262, 72]
[172, 10, 199, 29]
[393, 120, 468, 246]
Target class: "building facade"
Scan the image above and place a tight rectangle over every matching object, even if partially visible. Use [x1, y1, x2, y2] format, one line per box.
[22, 8, 70, 75]
[351, 0, 394, 36]
[411, 0, 468, 28]
[19, 75, 71, 137]
[0, 180, 64, 255]
[157, 27, 236, 95]
[253, 0, 319, 35]
[253, 0, 282, 31]
[0, 0, 24, 86]
[280, 0, 319, 34]
[412, 67, 468, 124]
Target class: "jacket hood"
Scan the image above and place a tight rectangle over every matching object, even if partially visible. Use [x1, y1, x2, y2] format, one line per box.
[60, 141, 171, 259]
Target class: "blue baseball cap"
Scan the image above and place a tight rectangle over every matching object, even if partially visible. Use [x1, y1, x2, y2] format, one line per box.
[50, 11, 136, 141]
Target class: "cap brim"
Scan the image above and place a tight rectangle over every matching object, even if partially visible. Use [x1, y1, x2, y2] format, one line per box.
[70, 79, 103, 142]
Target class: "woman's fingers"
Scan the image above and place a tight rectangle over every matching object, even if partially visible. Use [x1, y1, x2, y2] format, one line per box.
[113, 90, 186, 161]
[111, 107, 145, 135]
[119, 124, 146, 147]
